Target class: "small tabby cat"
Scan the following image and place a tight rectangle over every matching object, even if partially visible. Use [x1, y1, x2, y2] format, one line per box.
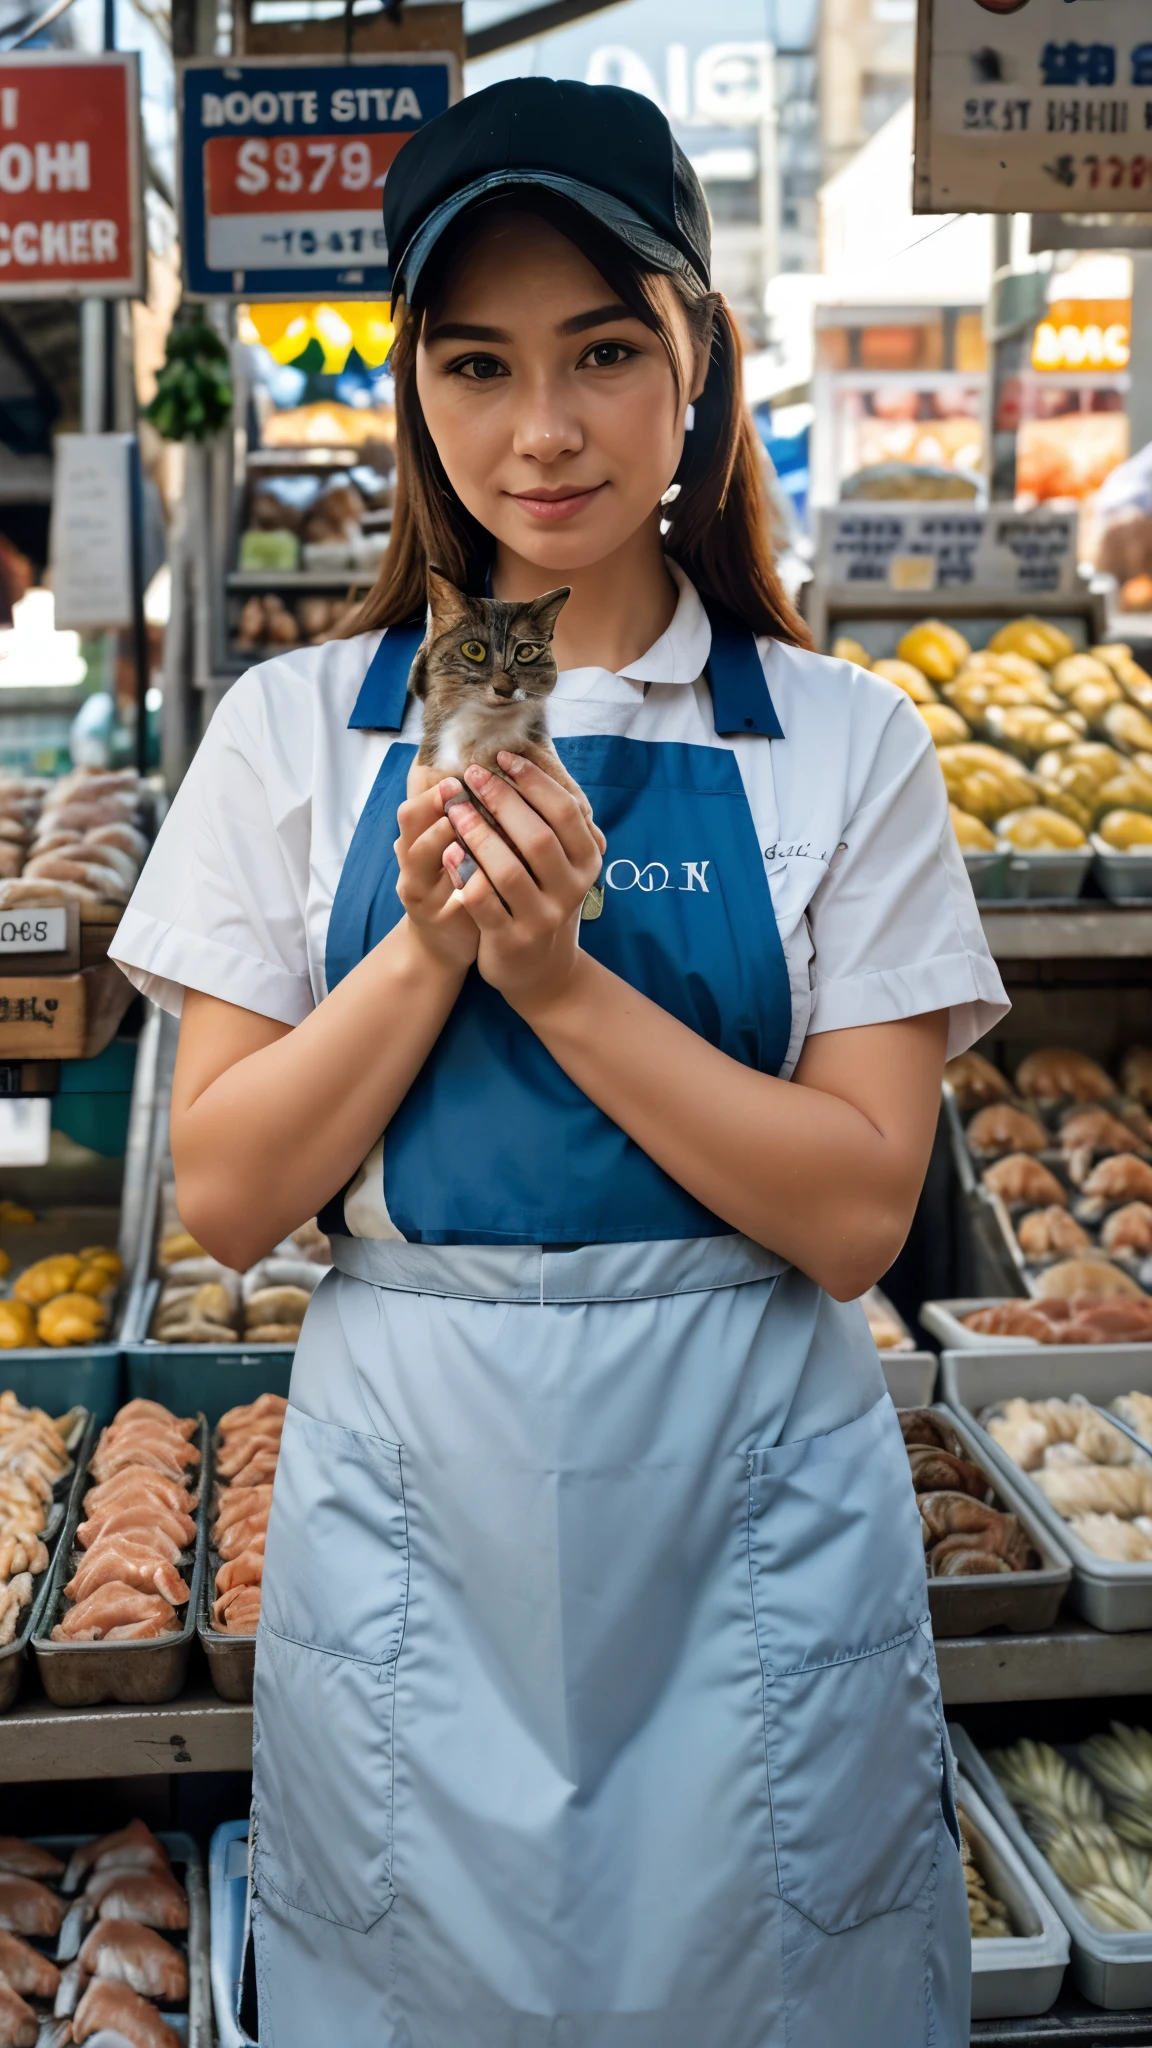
[413, 570, 582, 796]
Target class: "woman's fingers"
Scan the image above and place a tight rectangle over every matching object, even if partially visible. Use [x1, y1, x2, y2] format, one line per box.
[396, 775, 453, 853]
[445, 795, 542, 916]
[493, 754, 604, 868]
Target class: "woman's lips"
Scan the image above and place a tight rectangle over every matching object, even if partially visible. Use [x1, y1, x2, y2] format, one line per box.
[507, 483, 606, 522]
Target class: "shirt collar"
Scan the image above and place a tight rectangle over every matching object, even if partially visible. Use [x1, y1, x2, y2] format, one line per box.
[612, 561, 712, 686]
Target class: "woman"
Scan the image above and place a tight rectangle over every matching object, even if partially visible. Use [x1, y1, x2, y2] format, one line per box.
[112, 76, 1007, 2048]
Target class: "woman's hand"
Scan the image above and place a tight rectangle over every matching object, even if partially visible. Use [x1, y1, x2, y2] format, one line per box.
[395, 768, 479, 972]
[443, 752, 603, 1009]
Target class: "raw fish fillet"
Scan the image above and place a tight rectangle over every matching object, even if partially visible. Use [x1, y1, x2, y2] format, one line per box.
[51, 1587, 177, 1642]
[214, 1513, 269, 1560]
[62, 1824, 170, 1897]
[218, 1393, 287, 1433]
[214, 1545, 264, 1595]
[76, 1506, 194, 1553]
[214, 1432, 281, 1480]
[71, 1977, 182, 2047]
[87, 1437, 198, 1486]
[83, 1474, 193, 1518]
[109, 1401, 195, 1440]
[213, 1584, 262, 1632]
[64, 1546, 190, 1608]
[0, 1873, 65, 1936]
[0, 1977, 36, 2048]
[103, 1619, 176, 1641]
[212, 1484, 273, 1533]
[0, 1838, 64, 1881]
[0, 1925, 61, 1995]
[0, 1576, 32, 1648]
[74, 1921, 187, 2004]
[226, 1448, 279, 1489]
[82, 1871, 187, 1932]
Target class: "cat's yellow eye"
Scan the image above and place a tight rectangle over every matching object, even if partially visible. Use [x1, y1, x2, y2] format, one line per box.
[461, 641, 487, 663]
[514, 643, 544, 664]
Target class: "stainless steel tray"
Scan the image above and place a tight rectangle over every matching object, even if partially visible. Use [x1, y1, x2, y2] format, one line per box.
[0, 1407, 92, 1714]
[965, 847, 1012, 901]
[199, 1419, 258, 1705]
[1003, 846, 1093, 900]
[941, 1349, 1152, 1631]
[952, 1724, 1152, 2011]
[956, 1769, 1069, 2020]
[881, 1352, 936, 1407]
[922, 1299, 1051, 1350]
[34, 1828, 210, 2048]
[32, 1413, 208, 1704]
[1092, 836, 1152, 904]
[909, 1404, 1071, 1637]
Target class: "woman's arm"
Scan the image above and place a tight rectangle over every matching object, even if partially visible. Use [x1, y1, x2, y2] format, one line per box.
[443, 756, 948, 1300]
[170, 776, 476, 1267]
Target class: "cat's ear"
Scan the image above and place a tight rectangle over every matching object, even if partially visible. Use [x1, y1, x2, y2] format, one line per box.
[426, 566, 470, 628]
[527, 586, 571, 640]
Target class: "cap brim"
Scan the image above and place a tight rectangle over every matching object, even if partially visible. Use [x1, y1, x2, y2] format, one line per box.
[391, 169, 706, 309]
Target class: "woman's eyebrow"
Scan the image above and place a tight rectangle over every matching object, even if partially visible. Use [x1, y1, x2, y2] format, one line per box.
[557, 302, 633, 336]
[424, 321, 511, 344]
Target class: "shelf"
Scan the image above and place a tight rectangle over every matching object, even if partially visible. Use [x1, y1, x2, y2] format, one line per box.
[980, 905, 1152, 959]
[972, 1990, 1152, 2042]
[227, 570, 378, 592]
[0, 1683, 253, 1782]
[937, 1621, 1152, 1705]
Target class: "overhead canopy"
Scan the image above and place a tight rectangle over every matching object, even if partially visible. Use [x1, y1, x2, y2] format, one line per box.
[465, 0, 627, 59]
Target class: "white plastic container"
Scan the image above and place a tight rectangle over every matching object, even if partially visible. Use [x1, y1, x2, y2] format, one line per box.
[921, 1299, 1042, 1350]
[955, 1770, 1069, 2019]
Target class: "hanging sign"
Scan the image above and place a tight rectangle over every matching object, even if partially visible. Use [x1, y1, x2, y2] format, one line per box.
[179, 54, 459, 301]
[50, 435, 136, 632]
[914, 0, 1152, 215]
[817, 507, 1080, 600]
[0, 52, 144, 300]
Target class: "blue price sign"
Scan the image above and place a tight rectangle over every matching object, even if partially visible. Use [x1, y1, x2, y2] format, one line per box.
[179, 53, 458, 299]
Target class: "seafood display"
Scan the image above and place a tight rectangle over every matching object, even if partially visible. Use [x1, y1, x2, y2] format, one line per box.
[0, 1394, 78, 1647]
[980, 1395, 1152, 1564]
[210, 1393, 285, 1634]
[0, 767, 149, 907]
[51, 1401, 198, 1643]
[900, 1410, 1038, 1577]
[0, 1246, 122, 1352]
[958, 1807, 1014, 1939]
[946, 1041, 1152, 1335]
[148, 1183, 328, 1345]
[990, 1732, 1152, 1933]
[0, 1823, 192, 2047]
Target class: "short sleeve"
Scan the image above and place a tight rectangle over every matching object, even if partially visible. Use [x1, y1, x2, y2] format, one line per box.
[806, 693, 1008, 1059]
[110, 672, 315, 1024]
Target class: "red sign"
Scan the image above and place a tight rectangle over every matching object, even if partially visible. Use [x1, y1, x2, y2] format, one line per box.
[0, 52, 143, 299]
[205, 131, 406, 216]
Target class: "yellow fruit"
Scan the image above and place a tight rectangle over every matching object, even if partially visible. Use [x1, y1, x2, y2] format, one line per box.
[0, 1298, 35, 1347]
[975, 651, 1051, 690]
[1031, 780, 1095, 833]
[0, 1251, 10, 1278]
[158, 1230, 206, 1270]
[896, 620, 971, 683]
[998, 806, 1089, 850]
[79, 1247, 122, 1279]
[1094, 769, 1152, 817]
[1104, 703, 1152, 755]
[1067, 677, 1123, 723]
[1118, 663, 1152, 714]
[949, 806, 997, 851]
[872, 657, 939, 703]
[989, 618, 1074, 667]
[1093, 643, 1134, 666]
[0, 1201, 33, 1226]
[1050, 654, 1116, 696]
[831, 637, 872, 669]
[13, 1254, 82, 1306]
[37, 1291, 108, 1347]
[1098, 809, 1152, 850]
[982, 706, 1083, 759]
[920, 703, 970, 744]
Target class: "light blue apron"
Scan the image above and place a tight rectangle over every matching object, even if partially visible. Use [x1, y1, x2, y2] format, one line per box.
[250, 612, 970, 2047]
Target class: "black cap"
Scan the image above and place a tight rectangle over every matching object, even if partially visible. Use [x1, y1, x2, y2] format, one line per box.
[384, 78, 711, 309]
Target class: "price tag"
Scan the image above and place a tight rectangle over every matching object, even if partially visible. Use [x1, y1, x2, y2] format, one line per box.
[0, 909, 67, 953]
[888, 555, 937, 593]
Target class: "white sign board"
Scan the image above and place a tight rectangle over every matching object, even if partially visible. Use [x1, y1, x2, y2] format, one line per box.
[915, 0, 1152, 215]
[50, 434, 133, 631]
[0, 909, 66, 952]
[817, 507, 1080, 600]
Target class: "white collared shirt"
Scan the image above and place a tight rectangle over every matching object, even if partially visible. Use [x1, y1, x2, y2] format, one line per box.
[111, 567, 1007, 1071]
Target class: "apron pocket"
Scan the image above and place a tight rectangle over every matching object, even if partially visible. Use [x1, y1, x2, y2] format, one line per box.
[253, 1407, 409, 1932]
[747, 1396, 939, 1935]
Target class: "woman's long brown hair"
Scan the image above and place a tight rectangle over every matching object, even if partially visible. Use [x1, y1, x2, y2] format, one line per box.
[347, 194, 811, 648]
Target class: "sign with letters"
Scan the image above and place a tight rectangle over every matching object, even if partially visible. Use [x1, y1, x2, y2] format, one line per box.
[179, 54, 459, 300]
[914, 0, 1152, 214]
[0, 52, 143, 299]
[817, 507, 1080, 600]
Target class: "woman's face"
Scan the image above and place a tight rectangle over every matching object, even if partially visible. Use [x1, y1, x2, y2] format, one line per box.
[414, 210, 702, 575]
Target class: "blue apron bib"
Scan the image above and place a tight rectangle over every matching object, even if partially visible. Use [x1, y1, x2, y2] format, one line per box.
[320, 603, 793, 1246]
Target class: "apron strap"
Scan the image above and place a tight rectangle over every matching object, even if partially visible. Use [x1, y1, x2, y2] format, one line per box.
[346, 599, 784, 738]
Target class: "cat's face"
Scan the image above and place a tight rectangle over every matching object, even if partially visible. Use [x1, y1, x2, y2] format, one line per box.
[420, 570, 570, 710]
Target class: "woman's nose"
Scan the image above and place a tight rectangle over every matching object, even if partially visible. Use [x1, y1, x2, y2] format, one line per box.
[511, 377, 583, 463]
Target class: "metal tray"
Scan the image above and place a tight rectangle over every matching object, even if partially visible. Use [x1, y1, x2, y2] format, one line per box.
[966, 848, 1012, 901]
[1003, 847, 1093, 900]
[35, 1828, 211, 2048]
[921, 1300, 1052, 1350]
[0, 1353, 122, 1425]
[198, 1389, 286, 1703]
[952, 1724, 1152, 2011]
[32, 1413, 209, 1704]
[881, 1352, 936, 1407]
[908, 1404, 1071, 1637]
[940, 1349, 1152, 1631]
[125, 1343, 292, 1432]
[956, 1770, 1069, 2020]
[0, 1406, 92, 1714]
[1092, 836, 1152, 904]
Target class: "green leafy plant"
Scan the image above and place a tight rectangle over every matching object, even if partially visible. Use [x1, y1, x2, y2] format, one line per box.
[145, 307, 233, 442]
